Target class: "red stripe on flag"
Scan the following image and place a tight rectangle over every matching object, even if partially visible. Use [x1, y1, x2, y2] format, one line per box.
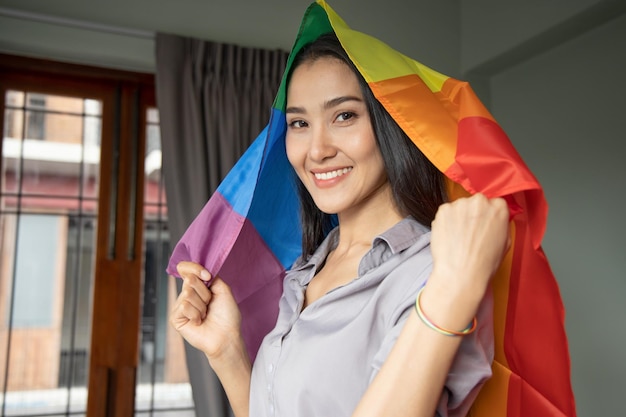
[504, 192, 576, 416]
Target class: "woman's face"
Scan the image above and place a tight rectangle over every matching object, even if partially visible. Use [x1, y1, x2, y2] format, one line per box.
[285, 56, 390, 217]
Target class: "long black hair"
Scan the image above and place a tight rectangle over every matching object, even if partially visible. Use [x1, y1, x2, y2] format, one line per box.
[289, 33, 448, 258]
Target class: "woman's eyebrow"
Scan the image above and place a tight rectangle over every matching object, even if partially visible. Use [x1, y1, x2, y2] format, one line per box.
[285, 95, 363, 115]
[324, 95, 362, 110]
[285, 105, 305, 115]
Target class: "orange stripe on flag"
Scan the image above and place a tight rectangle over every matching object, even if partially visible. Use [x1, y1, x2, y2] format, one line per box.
[492, 224, 514, 368]
[440, 77, 496, 121]
[369, 75, 458, 171]
[448, 177, 514, 417]
[469, 361, 511, 417]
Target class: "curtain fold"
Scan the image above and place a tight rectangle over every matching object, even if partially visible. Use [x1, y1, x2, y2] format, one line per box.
[155, 33, 287, 417]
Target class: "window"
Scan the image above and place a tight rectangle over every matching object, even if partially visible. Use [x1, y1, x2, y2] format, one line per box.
[0, 54, 193, 417]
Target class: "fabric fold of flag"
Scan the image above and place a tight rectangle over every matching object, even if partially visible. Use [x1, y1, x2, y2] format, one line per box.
[167, 1, 576, 415]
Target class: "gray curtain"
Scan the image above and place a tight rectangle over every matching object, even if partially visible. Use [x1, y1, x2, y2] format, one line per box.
[155, 33, 287, 417]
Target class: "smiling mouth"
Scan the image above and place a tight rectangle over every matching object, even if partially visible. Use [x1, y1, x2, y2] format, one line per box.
[313, 167, 352, 180]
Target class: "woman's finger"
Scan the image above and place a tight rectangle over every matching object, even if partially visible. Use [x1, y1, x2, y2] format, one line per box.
[179, 278, 212, 318]
[177, 261, 212, 304]
[177, 261, 212, 284]
[170, 296, 202, 329]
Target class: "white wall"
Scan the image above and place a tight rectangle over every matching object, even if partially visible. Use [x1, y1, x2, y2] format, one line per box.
[460, 0, 613, 72]
[490, 14, 626, 417]
[0, 0, 460, 75]
[0, 13, 155, 72]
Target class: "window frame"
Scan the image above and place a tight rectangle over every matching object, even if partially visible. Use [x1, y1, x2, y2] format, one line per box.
[0, 53, 157, 417]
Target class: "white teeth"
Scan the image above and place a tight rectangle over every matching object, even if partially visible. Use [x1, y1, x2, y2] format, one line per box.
[314, 167, 352, 180]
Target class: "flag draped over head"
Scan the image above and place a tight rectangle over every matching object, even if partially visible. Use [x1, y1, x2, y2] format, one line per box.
[167, 1, 576, 416]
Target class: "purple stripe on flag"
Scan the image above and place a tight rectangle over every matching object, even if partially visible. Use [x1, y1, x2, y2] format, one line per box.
[217, 215, 286, 359]
[166, 192, 244, 277]
[217, 216, 287, 305]
[167, 189, 286, 359]
[225, 271, 284, 361]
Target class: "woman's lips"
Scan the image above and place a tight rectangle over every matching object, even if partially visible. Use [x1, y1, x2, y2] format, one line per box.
[311, 167, 352, 187]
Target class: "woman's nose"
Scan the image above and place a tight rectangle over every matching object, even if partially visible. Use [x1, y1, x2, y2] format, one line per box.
[308, 126, 336, 162]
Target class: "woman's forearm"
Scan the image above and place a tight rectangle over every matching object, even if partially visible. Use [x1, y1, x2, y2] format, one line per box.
[352, 281, 482, 417]
[207, 337, 253, 417]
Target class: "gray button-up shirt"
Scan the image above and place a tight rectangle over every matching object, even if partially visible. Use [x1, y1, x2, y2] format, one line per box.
[250, 217, 493, 417]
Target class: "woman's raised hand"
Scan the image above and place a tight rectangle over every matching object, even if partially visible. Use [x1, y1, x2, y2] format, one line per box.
[428, 193, 510, 303]
[169, 261, 243, 360]
[171, 263, 252, 416]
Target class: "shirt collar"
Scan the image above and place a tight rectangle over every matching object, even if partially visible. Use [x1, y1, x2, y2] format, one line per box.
[360, 217, 429, 275]
[290, 217, 429, 281]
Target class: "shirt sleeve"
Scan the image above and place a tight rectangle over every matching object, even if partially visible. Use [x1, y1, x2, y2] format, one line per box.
[369, 282, 494, 417]
[436, 287, 494, 417]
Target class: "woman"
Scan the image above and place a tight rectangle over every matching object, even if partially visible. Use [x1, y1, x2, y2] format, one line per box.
[170, 33, 510, 417]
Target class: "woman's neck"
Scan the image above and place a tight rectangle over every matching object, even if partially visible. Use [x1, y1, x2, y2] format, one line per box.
[334, 185, 404, 254]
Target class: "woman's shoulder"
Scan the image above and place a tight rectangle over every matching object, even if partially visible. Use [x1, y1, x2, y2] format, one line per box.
[372, 218, 433, 295]
[371, 217, 432, 263]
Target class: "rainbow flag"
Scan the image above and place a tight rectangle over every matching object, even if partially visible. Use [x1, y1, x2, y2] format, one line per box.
[167, 1, 576, 415]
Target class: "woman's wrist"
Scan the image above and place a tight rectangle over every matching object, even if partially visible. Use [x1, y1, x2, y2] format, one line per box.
[206, 334, 252, 417]
[206, 334, 250, 370]
[420, 274, 485, 333]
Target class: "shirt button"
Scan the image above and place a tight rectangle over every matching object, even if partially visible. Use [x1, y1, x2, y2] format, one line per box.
[268, 363, 274, 373]
[269, 404, 275, 415]
[267, 384, 272, 392]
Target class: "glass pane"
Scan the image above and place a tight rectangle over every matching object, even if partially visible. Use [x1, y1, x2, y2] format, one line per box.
[136, 108, 192, 414]
[24, 175, 81, 201]
[84, 99, 101, 117]
[81, 198, 98, 216]
[136, 411, 194, 417]
[146, 124, 161, 154]
[3, 106, 23, 140]
[60, 216, 96, 415]
[5, 90, 24, 108]
[83, 116, 101, 200]
[147, 108, 159, 124]
[3, 99, 23, 195]
[3, 92, 101, 206]
[0, 214, 94, 415]
[145, 109, 163, 206]
[18, 197, 81, 216]
[0, 213, 17, 391]
[25, 110, 83, 143]
[136, 225, 194, 413]
[1, 90, 101, 416]
[26, 92, 83, 115]
[145, 157, 163, 205]
[20, 138, 81, 198]
[145, 183, 164, 206]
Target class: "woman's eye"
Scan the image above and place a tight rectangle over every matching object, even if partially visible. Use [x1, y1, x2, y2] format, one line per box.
[288, 120, 308, 129]
[337, 112, 355, 122]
